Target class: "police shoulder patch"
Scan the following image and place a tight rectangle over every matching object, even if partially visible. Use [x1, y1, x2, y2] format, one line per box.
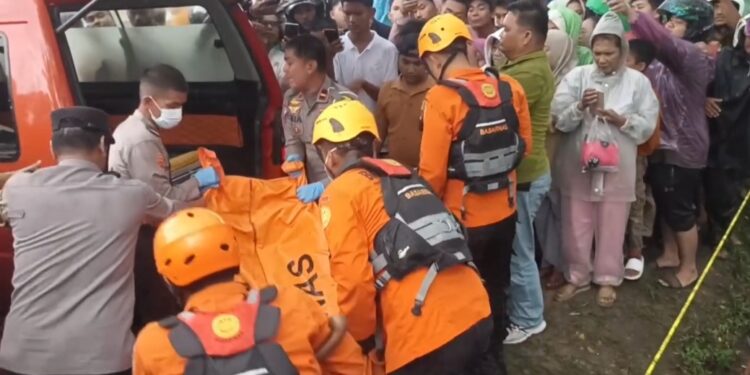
[320, 206, 332, 229]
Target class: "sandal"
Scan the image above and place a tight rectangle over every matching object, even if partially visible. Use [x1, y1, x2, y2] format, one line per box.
[597, 286, 617, 307]
[655, 257, 680, 270]
[624, 256, 645, 281]
[544, 271, 566, 290]
[554, 283, 591, 302]
[657, 271, 697, 289]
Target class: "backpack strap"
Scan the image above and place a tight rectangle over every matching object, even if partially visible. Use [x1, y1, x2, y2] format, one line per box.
[162, 312, 211, 375]
[439, 79, 481, 141]
[251, 286, 299, 375]
[255, 297, 281, 342]
[167, 312, 206, 358]
[256, 344, 300, 375]
[158, 316, 180, 329]
[411, 263, 439, 316]
[347, 157, 411, 177]
[483, 66, 500, 79]
[411, 247, 471, 316]
[258, 285, 279, 304]
[497, 79, 520, 134]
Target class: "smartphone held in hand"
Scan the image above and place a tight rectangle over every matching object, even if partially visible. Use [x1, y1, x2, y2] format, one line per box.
[283, 22, 301, 39]
[323, 28, 339, 43]
[595, 91, 605, 111]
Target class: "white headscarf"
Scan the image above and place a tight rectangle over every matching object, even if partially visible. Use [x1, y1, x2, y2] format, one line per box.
[483, 28, 508, 70]
[545, 29, 578, 86]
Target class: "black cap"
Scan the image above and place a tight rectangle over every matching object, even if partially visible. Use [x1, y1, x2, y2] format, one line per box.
[51, 106, 114, 144]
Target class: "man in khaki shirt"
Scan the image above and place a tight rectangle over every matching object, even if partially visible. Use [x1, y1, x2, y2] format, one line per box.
[375, 20, 432, 168]
[108, 64, 218, 200]
[281, 35, 357, 203]
[107, 64, 219, 331]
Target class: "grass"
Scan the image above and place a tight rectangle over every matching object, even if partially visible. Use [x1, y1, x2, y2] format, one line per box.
[677, 230, 750, 375]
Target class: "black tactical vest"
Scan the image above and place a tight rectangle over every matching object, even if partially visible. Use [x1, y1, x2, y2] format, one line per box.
[347, 158, 475, 316]
[439, 69, 525, 214]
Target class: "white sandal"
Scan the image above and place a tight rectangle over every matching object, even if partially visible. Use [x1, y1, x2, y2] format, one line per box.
[624, 256, 644, 281]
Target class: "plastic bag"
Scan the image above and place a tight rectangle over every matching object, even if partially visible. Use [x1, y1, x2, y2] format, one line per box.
[581, 116, 620, 173]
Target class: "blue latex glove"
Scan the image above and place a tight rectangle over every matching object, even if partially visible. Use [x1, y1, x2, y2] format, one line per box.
[296, 181, 325, 203]
[284, 154, 303, 178]
[194, 167, 220, 189]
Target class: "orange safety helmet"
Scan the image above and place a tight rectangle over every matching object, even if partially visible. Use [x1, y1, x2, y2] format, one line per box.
[154, 208, 240, 287]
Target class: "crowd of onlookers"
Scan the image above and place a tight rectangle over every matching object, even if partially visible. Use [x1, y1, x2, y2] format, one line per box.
[0, 0, 748, 374]
[248, 0, 750, 346]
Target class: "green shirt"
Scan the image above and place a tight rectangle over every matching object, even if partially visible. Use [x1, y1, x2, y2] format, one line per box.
[502, 51, 555, 184]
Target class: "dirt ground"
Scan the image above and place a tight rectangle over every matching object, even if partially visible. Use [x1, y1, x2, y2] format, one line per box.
[505, 220, 750, 375]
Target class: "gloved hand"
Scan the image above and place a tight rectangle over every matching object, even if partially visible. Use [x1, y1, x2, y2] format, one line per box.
[194, 167, 220, 190]
[282, 154, 304, 178]
[296, 181, 325, 203]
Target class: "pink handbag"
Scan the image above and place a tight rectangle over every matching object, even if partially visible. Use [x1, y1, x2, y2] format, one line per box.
[581, 117, 619, 173]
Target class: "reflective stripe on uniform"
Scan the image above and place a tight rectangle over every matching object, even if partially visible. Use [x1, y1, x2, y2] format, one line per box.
[475, 118, 507, 128]
[462, 144, 520, 178]
[397, 212, 465, 246]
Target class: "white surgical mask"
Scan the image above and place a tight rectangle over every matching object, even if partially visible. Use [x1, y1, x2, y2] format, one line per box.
[323, 147, 338, 180]
[148, 97, 183, 129]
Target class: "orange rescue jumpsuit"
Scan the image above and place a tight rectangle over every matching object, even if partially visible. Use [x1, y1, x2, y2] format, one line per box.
[419, 68, 533, 228]
[132, 281, 364, 375]
[319, 168, 492, 373]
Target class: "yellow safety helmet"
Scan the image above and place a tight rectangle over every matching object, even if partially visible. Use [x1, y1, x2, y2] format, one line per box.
[418, 14, 473, 58]
[312, 100, 380, 145]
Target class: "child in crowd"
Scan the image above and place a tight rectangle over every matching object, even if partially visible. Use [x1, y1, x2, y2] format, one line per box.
[623, 38, 661, 281]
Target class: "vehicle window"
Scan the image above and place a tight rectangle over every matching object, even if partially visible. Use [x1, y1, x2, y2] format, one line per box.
[0, 35, 20, 162]
[62, 6, 234, 83]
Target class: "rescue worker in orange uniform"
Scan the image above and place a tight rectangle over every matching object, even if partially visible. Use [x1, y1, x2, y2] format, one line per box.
[132, 208, 365, 375]
[313, 99, 495, 374]
[417, 14, 533, 373]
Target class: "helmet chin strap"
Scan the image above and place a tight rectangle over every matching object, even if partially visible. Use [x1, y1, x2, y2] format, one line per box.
[438, 51, 459, 81]
[423, 50, 460, 82]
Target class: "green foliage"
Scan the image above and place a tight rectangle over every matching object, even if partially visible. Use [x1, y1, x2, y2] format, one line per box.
[678, 237, 750, 375]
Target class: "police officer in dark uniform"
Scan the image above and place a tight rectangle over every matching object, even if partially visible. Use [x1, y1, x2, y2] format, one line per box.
[0, 106, 187, 375]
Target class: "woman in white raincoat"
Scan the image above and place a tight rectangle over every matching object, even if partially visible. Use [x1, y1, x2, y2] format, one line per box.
[551, 11, 658, 307]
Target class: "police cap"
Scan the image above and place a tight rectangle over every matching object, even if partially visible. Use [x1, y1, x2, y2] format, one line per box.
[51, 106, 114, 144]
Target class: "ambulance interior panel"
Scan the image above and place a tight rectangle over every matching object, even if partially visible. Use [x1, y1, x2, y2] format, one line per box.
[57, 2, 269, 177]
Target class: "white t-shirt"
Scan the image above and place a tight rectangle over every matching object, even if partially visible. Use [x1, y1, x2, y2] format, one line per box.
[333, 31, 399, 112]
[269, 44, 285, 82]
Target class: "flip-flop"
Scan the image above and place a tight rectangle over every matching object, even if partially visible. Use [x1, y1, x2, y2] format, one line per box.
[624, 256, 644, 281]
[597, 286, 617, 308]
[554, 283, 591, 302]
[657, 271, 696, 289]
[655, 258, 680, 270]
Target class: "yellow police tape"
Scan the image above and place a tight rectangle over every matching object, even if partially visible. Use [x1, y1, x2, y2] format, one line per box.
[645, 189, 750, 375]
